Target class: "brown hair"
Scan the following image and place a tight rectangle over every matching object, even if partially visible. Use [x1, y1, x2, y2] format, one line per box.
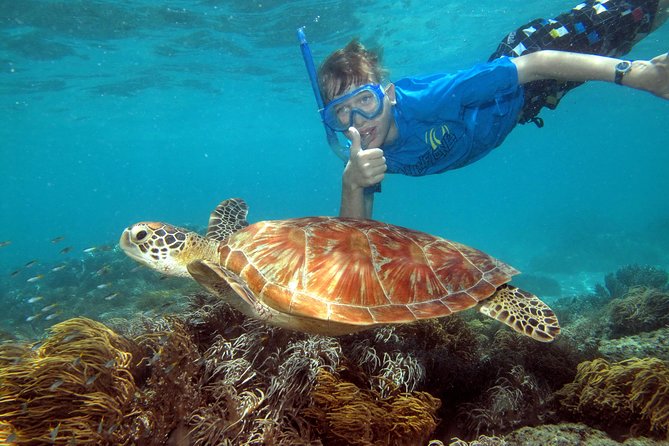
[318, 39, 387, 104]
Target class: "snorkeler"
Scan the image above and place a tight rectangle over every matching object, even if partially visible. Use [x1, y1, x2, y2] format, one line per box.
[304, 0, 669, 219]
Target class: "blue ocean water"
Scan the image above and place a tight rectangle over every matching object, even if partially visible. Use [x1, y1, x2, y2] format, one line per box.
[1, 0, 668, 325]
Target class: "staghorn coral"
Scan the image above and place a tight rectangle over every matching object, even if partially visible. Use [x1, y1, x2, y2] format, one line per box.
[302, 368, 441, 446]
[557, 357, 669, 439]
[607, 287, 669, 338]
[0, 317, 143, 445]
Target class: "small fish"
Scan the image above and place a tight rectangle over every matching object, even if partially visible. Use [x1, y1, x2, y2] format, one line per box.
[147, 348, 163, 366]
[163, 361, 178, 374]
[130, 265, 144, 273]
[41, 303, 58, 312]
[96, 283, 112, 289]
[49, 379, 64, 391]
[83, 246, 97, 253]
[51, 263, 67, 272]
[45, 312, 60, 321]
[25, 314, 41, 322]
[104, 359, 116, 368]
[6, 432, 17, 442]
[50, 424, 60, 442]
[24, 260, 38, 268]
[10, 269, 21, 277]
[62, 331, 82, 343]
[85, 373, 99, 386]
[0, 240, 11, 248]
[103, 292, 119, 301]
[71, 356, 82, 368]
[59, 246, 72, 254]
[27, 296, 43, 304]
[51, 236, 65, 244]
[27, 274, 44, 283]
[95, 265, 111, 276]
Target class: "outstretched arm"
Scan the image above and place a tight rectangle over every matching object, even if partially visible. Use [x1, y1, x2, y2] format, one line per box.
[512, 50, 669, 99]
[340, 127, 385, 219]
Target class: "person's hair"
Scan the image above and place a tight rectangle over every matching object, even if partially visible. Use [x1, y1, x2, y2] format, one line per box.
[318, 39, 387, 104]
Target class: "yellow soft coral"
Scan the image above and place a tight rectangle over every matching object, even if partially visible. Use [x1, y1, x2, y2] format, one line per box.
[0, 317, 142, 445]
[557, 357, 669, 438]
[303, 369, 441, 446]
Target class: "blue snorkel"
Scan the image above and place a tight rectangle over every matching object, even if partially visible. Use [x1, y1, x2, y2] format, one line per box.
[297, 27, 350, 162]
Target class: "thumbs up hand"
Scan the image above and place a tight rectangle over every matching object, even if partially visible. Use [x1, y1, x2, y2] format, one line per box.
[343, 127, 387, 190]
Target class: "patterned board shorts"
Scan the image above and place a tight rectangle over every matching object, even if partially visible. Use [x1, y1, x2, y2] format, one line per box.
[489, 0, 660, 126]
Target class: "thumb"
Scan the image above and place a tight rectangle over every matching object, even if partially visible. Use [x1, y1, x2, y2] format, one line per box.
[346, 126, 362, 158]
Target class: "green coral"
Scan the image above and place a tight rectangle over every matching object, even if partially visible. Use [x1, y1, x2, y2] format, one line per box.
[557, 357, 669, 439]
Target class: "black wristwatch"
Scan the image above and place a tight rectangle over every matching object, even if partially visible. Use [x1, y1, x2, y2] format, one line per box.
[614, 60, 632, 85]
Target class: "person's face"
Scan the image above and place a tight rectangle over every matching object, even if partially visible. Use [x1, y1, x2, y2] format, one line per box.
[353, 84, 395, 149]
[327, 83, 396, 149]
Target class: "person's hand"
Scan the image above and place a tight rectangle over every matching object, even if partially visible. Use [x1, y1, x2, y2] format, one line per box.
[628, 52, 669, 100]
[342, 127, 387, 190]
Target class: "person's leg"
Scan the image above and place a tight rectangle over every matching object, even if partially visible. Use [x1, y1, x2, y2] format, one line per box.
[490, 0, 663, 125]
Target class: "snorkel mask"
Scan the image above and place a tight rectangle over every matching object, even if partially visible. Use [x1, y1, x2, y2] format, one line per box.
[321, 83, 385, 132]
[297, 27, 351, 161]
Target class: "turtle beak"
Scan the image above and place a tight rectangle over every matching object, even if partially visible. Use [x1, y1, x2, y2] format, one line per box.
[119, 229, 144, 264]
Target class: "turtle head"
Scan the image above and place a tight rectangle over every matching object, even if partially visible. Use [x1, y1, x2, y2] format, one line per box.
[120, 222, 217, 277]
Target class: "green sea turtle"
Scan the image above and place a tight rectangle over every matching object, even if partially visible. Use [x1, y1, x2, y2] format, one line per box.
[119, 198, 560, 341]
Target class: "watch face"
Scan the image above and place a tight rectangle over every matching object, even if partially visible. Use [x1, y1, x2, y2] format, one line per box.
[616, 60, 632, 72]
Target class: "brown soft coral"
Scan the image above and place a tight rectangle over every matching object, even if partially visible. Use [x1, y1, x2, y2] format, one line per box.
[303, 368, 441, 446]
[557, 357, 669, 439]
[0, 317, 143, 445]
[607, 287, 669, 337]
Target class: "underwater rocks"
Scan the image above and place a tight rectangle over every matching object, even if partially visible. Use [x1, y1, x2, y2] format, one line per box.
[598, 327, 669, 362]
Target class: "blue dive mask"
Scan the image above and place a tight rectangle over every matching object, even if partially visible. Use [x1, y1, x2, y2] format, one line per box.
[320, 84, 385, 132]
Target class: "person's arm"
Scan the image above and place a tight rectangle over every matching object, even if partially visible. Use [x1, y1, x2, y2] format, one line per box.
[512, 50, 669, 99]
[339, 127, 385, 219]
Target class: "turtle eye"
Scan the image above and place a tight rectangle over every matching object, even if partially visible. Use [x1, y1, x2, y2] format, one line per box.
[134, 230, 148, 241]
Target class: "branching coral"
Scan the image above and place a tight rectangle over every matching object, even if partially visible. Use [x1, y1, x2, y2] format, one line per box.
[0, 317, 142, 445]
[303, 368, 441, 446]
[557, 357, 669, 439]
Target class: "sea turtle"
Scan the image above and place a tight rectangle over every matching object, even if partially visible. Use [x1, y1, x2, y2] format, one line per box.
[119, 198, 560, 341]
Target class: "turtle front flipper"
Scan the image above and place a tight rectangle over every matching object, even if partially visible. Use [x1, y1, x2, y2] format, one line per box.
[206, 198, 249, 241]
[187, 260, 269, 321]
[478, 284, 560, 342]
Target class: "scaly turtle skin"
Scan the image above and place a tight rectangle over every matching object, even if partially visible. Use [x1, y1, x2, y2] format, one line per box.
[119, 198, 560, 341]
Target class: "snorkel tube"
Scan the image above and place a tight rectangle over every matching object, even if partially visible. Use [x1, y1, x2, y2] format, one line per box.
[297, 27, 349, 162]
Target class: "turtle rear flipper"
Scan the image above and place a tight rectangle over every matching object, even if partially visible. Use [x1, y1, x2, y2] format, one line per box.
[479, 284, 560, 342]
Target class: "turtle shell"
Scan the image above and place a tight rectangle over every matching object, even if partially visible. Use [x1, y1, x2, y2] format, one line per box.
[216, 217, 518, 326]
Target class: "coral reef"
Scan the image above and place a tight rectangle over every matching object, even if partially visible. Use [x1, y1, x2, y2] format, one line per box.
[601, 265, 668, 300]
[503, 423, 666, 446]
[607, 287, 669, 338]
[557, 357, 669, 440]
[599, 327, 669, 362]
[303, 368, 441, 446]
[0, 317, 143, 444]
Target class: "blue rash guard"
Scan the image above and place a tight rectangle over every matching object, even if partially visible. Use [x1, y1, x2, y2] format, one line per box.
[382, 56, 525, 176]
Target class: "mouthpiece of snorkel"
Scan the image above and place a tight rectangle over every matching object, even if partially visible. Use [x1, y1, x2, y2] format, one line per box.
[297, 27, 350, 162]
